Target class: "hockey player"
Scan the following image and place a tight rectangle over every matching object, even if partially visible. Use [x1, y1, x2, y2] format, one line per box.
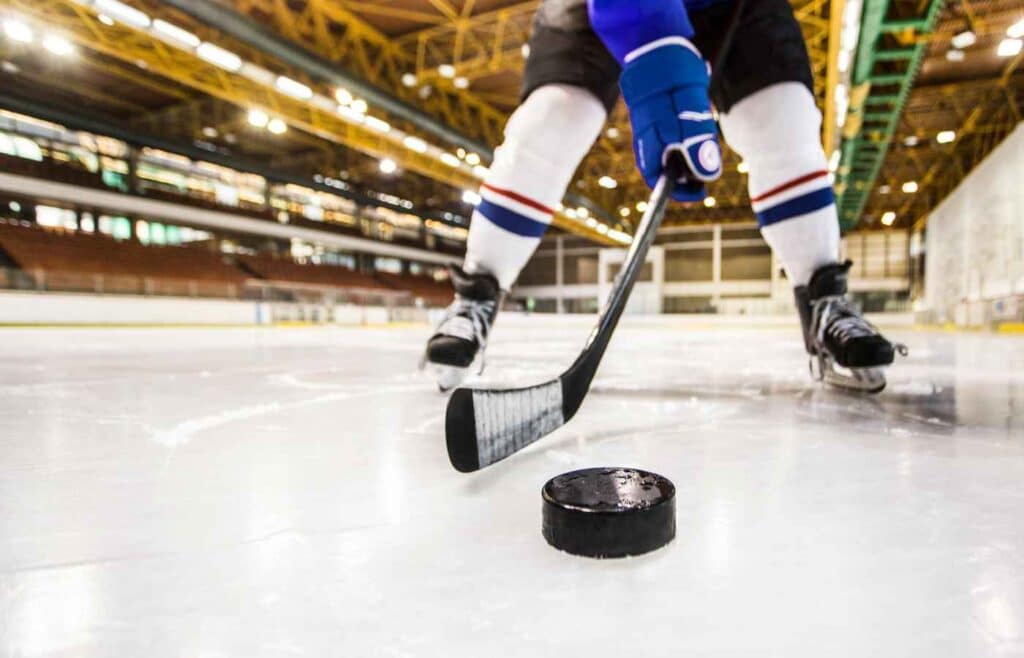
[424, 0, 902, 393]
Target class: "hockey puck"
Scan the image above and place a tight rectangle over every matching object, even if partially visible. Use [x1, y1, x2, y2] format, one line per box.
[542, 467, 675, 558]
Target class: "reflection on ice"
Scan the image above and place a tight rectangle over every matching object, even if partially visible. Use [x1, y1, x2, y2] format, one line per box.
[0, 319, 1022, 657]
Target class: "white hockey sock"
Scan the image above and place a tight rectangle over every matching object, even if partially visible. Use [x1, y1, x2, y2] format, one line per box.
[720, 82, 840, 287]
[464, 84, 606, 290]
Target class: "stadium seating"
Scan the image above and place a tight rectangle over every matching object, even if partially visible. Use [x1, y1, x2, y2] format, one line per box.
[375, 271, 451, 306]
[238, 254, 388, 291]
[0, 222, 454, 305]
[0, 222, 247, 296]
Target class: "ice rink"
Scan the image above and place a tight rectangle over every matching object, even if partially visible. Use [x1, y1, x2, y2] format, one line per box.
[1, 315, 1023, 657]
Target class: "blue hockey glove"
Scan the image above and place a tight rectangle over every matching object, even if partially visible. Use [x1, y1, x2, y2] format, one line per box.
[620, 39, 722, 202]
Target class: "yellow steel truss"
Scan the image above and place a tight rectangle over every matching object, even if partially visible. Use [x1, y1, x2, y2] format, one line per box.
[3, 0, 840, 232]
[1, 0, 614, 242]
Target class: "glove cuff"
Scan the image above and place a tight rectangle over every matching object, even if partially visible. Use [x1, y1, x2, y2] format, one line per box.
[619, 39, 710, 105]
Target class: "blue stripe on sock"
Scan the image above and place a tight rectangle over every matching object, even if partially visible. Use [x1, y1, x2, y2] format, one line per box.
[756, 187, 836, 227]
[477, 199, 550, 238]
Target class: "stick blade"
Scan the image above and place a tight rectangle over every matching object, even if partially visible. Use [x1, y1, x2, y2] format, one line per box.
[445, 379, 565, 472]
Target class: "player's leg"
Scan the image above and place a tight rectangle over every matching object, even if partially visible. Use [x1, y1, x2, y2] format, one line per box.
[424, 0, 617, 391]
[694, 0, 900, 391]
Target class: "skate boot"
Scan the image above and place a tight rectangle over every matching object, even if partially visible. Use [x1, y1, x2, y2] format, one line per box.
[422, 266, 503, 392]
[794, 261, 907, 394]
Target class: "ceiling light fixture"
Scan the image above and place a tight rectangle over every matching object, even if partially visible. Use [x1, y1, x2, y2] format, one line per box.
[42, 35, 74, 56]
[95, 0, 151, 29]
[267, 118, 288, 135]
[2, 20, 33, 43]
[951, 30, 976, 49]
[1008, 18, 1024, 39]
[997, 38, 1023, 58]
[196, 42, 242, 72]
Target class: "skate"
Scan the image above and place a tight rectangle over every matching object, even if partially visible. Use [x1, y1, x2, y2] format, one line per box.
[422, 266, 503, 393]
[794, 261, 907, 394]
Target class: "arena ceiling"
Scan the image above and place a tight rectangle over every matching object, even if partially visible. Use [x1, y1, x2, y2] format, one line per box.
[0, 0, 1020, 241]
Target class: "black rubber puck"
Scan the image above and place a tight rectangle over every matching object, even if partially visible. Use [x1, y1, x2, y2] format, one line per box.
[542, 467, 676, 558]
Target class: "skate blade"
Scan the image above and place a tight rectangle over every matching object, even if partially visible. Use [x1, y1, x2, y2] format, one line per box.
[811, 356, 886, 394]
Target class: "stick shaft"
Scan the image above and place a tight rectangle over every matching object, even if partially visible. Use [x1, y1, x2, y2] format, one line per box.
[559, 171, 675, 418]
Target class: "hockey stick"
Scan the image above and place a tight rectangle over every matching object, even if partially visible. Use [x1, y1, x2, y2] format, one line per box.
[445, 160, 681, 472]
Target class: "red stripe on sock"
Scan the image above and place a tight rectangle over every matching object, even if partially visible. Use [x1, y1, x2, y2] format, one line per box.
[750, 170, 830, 203]
[480, 183, 554, 216]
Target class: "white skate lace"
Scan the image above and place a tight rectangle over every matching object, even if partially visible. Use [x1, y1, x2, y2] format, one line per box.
[815, 297, 877, 345]
[437, 296, 496, 351]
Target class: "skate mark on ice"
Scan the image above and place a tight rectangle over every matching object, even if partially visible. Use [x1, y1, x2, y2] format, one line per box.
[0, 522, 391, 576]
[404, 414, 443, 437]
[151, 383, 423, 446]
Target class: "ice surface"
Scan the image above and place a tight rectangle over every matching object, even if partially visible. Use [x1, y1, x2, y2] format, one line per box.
[1, 315, 1023, 657]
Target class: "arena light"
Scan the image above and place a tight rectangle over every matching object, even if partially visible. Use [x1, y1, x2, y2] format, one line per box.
[403, 136, 428, 153]
[598, 176, 617, 189]
[472, 165, 489, 178]
[951, 30, 976, 49]
[379, 158, 397, 174]
[465, 152, 481, 166]
[462, 190, 481, 205]
[275, 75, 313, 100]
[401, 73, 418, 87]
[43, 35, 74, 56]
[337, 105, 365, 123]
[247, 109, 269, 128]
[152, 19, 200, 48]
[902, 181, 918, 194]
[364, 116, 391, 133]
[2, 19, 33, 43]
[454, 77, 470, 89]
[619, 207, 630, 217]
[440, 153, 461, 167]
[703, 196, 717, 208]
[837, 49, 851, 73]
[636, 201, 648, 212]
[576, 207, 590, 219]
[97, 14, 115, 27]
[596, 224, 609, 235]
[1009, 18, 1024, 39]
[350, 98, 368, 114]
[95, 0, 151, 29]
[607, 229, 632, 244]
[438, 64, 456, 79]
[334, 87, 353, 105]
[737, 161, 749, 174]
[196, 42, 242, 72]
[936, 130, 956, 144]
[881, 211, 896, 226]
[266, 118, 288, 135]
[997, 38, 1023, 58]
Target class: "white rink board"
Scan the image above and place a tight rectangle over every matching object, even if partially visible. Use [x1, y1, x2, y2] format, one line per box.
[0, 291, 411, 326]
[0, 290, 262, 325]
[0, 316, 1022, 657]
[925, 123, 1024, 316]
